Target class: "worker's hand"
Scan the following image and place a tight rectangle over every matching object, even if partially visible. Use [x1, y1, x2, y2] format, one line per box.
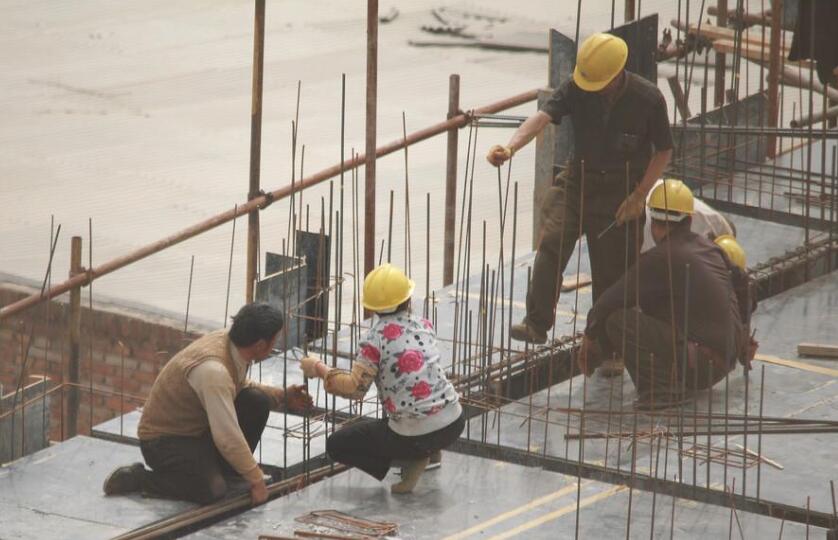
[741, 336, 759, 371]
[249, 476, 268, 506]
[615, 189, 647, 225]
[285, 384, 313, 412]
[299, 356, 323, 378]
[575, 335, 599, 377]
[486, 144, 513, 167]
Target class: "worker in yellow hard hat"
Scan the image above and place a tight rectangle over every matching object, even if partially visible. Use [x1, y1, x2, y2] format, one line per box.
[577, 180, 754, 410]
[300, 263, 464, 494]
[486, 32, 674, 346]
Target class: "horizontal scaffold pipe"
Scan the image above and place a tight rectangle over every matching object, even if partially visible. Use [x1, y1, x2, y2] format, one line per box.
[0, 89, 539, 321]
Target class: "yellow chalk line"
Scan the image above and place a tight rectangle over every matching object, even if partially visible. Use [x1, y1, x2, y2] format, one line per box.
[487, 484, 628, 540]
[442, 481, 589, 540]
[755, 354, 838, 378]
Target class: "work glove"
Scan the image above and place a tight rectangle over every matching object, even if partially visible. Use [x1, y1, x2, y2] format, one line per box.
[299, 356, 322, 378]
[486, 144, 514, 167]
[615, 189, 646, 225]
[575, 335, 602, 377]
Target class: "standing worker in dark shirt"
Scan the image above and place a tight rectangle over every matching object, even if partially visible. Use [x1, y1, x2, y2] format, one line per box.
[577, 180, 754, 409]
[487, 33, 674, 346]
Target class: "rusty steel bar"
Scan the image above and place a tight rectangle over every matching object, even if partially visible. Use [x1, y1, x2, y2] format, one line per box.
[246, 0, 266, 302]
[66, 236, 82, 438]
[0, 89, 539, 321]
[767, 0, 783, 157]
[364, 0, 378, 283]
[443, 73, 460, 286]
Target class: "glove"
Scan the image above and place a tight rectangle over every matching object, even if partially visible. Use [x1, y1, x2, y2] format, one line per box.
[615, 189, 646, 225]
[486, 144, 514, 167]
[575, 335, 601, 377]
[299, 356, 323, 378]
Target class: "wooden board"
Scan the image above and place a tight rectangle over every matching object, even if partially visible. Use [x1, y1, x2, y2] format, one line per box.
[561, 272, 592, 292]
[797, 343, 838, 360]
[755, 353, 838, 377]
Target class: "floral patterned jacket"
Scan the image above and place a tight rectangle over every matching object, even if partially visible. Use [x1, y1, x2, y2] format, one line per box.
[325, 311, 462, 436]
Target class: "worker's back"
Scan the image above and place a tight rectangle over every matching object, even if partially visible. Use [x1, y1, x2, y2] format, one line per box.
[640, 228, 744, 363]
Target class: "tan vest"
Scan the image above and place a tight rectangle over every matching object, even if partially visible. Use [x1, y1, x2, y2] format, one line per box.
[138, 330, 243, 440]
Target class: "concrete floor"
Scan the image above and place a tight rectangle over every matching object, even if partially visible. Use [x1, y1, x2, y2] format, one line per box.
[0, 436, 196, 540]
[184, 451, 819, 540]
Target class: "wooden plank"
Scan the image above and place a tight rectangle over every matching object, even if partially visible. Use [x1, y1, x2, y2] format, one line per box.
[797, 343, 838, 360]
[711, 39, 812, 69]
[754, 353, 838, 377]
[561, 272, 592, 292]
[671, 20, 791, 49]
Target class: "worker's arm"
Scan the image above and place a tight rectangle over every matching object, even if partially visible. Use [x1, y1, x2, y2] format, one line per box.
[616, 93, 675, 224]
[187, 361, 266, 504]
[242, 379, 312, 413]
[487, 81, 572, 166]
[300, 359, 377, 400]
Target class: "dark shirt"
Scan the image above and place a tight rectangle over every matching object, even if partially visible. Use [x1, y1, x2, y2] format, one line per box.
[540, 71, 673, 176]
[788, 0, 838, 86]
[585, 226, 743, 362]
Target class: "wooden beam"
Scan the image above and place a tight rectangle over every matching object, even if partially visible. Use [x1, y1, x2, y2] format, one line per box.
[667, 75, 692, 120]
[797, 343, 838, 360]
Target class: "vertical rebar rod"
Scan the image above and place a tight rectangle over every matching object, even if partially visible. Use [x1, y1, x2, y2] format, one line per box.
[715, 0, 728, 106]
[756, 364, 765, 501]
[402, 112, 412, 275]
[224, 205, 238, 325]
[425, 192, 431, 318]
[246, 0, 266, 303]
[387, 189, 394, 263]
[364, 0, 379, 284]
[87, 218, 94, 432]
[766, 0, 783, 158]
[184, 255, 195, 334]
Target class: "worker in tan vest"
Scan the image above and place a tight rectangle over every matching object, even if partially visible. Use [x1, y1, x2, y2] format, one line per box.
[102, 303, 312, 505]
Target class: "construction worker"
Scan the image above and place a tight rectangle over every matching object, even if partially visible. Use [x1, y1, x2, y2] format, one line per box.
[102, 303, 312, 505]
[487, 32, 673, 345]
[576, 180, 752, 409]
[300, 263, 464, 494]
[641, 178, 735, 253]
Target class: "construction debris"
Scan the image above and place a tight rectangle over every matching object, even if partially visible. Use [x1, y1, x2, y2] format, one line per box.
[797, 343, 838, 360]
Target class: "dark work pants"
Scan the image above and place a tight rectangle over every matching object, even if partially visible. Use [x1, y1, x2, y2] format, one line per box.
[603, 308, 732, 399]
[138, 387, 271, 504]
[326, 412, 466, 481]
[527, 168, 644, 332]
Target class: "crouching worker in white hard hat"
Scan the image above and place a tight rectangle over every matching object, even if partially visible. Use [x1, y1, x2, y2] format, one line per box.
[577, 180, 757, 410]
[300, 264, 465, 494]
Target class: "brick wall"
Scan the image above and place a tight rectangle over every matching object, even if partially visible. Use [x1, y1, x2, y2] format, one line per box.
[0, 283, 206, 441]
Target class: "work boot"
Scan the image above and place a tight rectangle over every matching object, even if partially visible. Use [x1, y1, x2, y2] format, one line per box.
[597, 358, 625, 378]
[103, 462, 145, 496]
[509, 320, 547, 344]
[391, 457, 429, 494]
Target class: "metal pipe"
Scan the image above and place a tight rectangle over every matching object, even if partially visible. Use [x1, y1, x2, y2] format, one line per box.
[443, 74, 460, 286]
[0, 89, 539, 321]
[246, 0, 266, 303]
[364, 0, 378, 283]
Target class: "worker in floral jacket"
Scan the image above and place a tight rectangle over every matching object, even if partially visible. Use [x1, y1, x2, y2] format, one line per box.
[301, 263, 464, 494]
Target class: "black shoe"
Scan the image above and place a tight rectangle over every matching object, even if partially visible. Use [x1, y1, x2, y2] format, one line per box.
[103, 462, 145, 495]
[509, 321, 547, 344]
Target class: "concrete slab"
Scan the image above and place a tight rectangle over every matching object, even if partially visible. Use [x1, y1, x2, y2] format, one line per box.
[466, 272, 838, 515]
[91, 407, 329, 478]
[183, 451, 818, 539]
[0, 435, 195, 540]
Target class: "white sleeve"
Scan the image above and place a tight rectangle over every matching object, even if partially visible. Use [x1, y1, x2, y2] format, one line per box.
[187, 360, 262, 483]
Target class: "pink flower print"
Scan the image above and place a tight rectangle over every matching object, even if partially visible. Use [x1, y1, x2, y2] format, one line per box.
[421, 318, 434, 330]
[411, 381, 432, 400]
[384, 397, 396, 413]
[381, 323, 404, 341]
[360, 344, 380, 364]
[397, 350, 424, 374]
[427, 405, 442, 415]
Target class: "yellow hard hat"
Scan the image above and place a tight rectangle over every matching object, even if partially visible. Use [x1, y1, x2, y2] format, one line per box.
[573, 33, 629, 92]
[648, 179, 695, 222]
[362, 263, 415, 313]
[714, 234, 747, 270]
